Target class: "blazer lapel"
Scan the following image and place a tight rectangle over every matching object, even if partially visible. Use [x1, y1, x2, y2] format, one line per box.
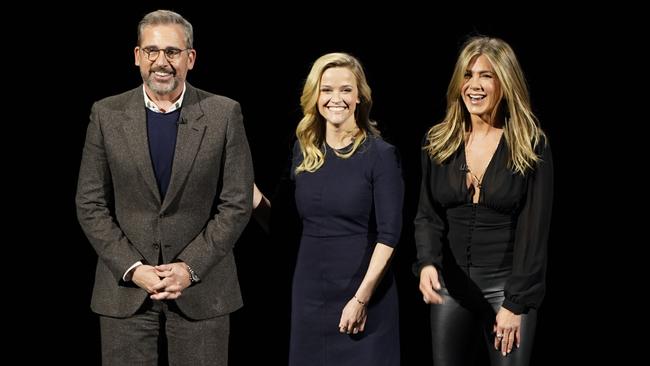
[161, 85, 206, 212]
[122, 87, 162, 205]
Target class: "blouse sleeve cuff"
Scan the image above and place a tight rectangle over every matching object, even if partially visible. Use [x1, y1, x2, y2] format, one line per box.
[501, 298, 529, 315]
[411, 257, 442, 277]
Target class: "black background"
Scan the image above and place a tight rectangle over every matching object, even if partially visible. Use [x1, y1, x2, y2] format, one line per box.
[28, 3, 622, 365]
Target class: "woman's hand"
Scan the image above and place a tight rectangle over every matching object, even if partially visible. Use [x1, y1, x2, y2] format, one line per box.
[338, 297, 368, 334]
[419, 265, 443, 304]
[493, 306, 522, 356]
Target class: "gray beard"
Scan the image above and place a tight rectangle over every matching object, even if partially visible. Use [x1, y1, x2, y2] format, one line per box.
[145, 77, 178, 96]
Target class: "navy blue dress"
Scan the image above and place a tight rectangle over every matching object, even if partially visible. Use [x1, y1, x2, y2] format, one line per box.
[289, 136, 403, 366]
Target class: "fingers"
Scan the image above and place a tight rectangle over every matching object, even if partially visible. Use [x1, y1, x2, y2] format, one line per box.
[338, 325, 359, 334]
[150, 276, 184, 294]
[419, 282, 443, 304]
[150, 279, 166, 292]
[497, 329, 509, 355]
[153, 265, 190, 288]
[154, 265, 175, 278]
[154, 263, 188, 280]
[150, 290, 181, 300]
[419, 268, 443, 304]
[500, 329, 512, 356]
[493, 330, 502, 351]
[505, 330, 515, 355]
[338, 298, 368, 335]
[338, 321, 356, 334]
[515, 328, 521, 349]
[358, 317, 367, 332]
[423, 291, 443, 304]
[430, 270, 441, 291]
[494, 328, 518, 356]
[338, 317, 367, 335]
[154, 264, 173, 272]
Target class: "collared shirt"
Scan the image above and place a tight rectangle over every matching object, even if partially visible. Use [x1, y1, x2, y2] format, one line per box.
[143, 83, 186, 113]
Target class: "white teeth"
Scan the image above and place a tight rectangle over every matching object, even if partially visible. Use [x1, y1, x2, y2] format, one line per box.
[155, 71, 171, 76]
[328, 106, 345, 111]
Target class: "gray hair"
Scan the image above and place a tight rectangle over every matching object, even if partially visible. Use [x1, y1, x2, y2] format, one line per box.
[137, 10, 193, 48]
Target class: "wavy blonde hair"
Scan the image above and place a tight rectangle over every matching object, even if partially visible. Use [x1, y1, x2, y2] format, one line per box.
[424, 36, 546, 175]
[295, 53, 379, 174]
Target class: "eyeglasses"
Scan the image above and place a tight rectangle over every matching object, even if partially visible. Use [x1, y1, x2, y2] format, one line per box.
[141, 47, 191, 62]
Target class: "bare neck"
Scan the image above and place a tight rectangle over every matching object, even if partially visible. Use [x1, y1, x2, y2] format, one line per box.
[468, 115, 503, 136]
[326, 121, 358, 149]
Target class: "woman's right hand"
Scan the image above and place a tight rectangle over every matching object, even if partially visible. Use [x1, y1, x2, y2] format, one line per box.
[419, 265, 443, 304]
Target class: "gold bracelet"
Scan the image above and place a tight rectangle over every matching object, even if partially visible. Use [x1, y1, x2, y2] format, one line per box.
[353, 295, 366, 306]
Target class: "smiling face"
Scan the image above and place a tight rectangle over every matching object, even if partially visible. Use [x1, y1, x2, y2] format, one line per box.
[317, 67, 360, 128]
[461, 54, 502, 122]
[134, 24, 195, 97]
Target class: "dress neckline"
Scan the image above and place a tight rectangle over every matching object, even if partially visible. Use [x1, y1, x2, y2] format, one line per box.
[325, 141, 355, 154]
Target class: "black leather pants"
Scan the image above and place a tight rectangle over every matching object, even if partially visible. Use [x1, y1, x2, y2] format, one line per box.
[429, 264, 537, 366]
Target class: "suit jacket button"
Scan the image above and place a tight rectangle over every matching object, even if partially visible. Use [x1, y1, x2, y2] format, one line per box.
[153, 242, 160, 249]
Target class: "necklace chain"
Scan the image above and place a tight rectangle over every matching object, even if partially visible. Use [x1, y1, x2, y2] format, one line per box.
[464, 147, 483, 189]
[464, 129, 503, 190]
[466, 163, 483, 189]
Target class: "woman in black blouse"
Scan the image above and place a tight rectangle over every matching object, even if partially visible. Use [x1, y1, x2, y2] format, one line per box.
[415, 36, 553, 366]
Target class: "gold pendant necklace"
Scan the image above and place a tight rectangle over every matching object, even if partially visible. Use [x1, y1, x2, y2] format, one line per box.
[464, 148, 483, 189]
[466, 164, 482, 189]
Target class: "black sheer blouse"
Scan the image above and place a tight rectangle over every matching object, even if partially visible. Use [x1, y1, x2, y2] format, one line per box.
[414, 134, 553, 314]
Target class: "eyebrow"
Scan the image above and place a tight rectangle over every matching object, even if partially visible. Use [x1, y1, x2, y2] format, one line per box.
[320, 84, 354, 88]
[141, 45, 183, 50]
[466, 69, 494, 73]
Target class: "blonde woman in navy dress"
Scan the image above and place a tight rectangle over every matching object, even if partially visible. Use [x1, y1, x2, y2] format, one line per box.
[415, 36, 553, 366]
[288, 52, 403, 365]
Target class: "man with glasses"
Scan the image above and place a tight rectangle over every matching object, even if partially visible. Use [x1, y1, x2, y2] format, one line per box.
[76, 9, 253, 365]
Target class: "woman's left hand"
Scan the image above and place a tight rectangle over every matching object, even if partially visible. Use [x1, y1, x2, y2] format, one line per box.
[493, 306, 522, 356]
[338, 298, 367, 334]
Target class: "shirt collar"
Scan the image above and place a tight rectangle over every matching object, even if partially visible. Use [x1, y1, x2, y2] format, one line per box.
[143, 83, 186, 114]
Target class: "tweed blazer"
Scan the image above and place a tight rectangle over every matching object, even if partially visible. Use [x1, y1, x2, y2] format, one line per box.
[76, 83, 253, 319]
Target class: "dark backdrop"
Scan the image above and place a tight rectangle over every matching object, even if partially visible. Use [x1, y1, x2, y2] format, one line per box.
[36, 4, 608, 365]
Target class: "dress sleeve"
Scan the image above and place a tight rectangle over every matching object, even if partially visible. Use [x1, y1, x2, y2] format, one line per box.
[372, 143, 404, 248]
[503, 139, 554, 314]
[413, 139, 447, 275]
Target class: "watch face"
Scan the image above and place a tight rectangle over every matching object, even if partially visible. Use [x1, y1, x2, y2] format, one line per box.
[188, 267, 199, 283]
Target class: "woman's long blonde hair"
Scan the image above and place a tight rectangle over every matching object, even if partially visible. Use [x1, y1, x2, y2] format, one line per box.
[424, 36, 546, 175]
[295, 52, 379, 174]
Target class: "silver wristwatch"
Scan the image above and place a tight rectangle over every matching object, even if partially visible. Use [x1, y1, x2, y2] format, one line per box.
[186, 264, 200, 284]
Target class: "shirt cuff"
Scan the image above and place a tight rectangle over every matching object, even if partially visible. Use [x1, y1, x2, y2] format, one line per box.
[122, 261, 143, 281]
